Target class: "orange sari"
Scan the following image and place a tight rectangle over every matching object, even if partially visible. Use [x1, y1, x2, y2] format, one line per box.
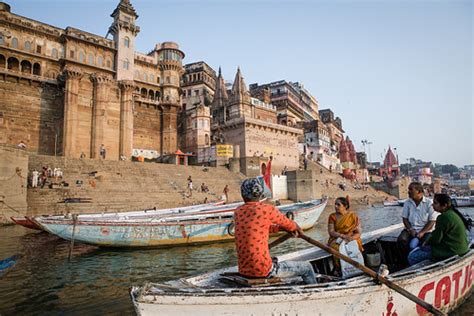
[328, 211, 364, 252]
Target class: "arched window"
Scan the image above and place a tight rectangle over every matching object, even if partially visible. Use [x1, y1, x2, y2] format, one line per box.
[205, 134, 209, 146]
[24, 41, 31, 51]
[7, 57, 19, 71]
[20, 60, 32, 73]
[11, 37, 18, 48]
[142, 73, 147, 81]
[52, 48, 58, 58]
[0, 35, 4, 45]
[97, 56, 103, 66]
[124, 37, 130, 48]
[149, 74, 154, 82]
[33, 63, 41, 76]
[79, 50, 85, 63]
[140, 88, 147, 98]
[148, 90, 154, 100]
[106, 59, 111, 68]
[88, 53, 94, 65]
[123, 58, 129, 70]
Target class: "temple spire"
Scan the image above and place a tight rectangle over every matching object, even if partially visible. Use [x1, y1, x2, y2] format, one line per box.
[212, 66, 228, 106]
[231, 66, 248, 96]
[111, 0, 138, 18]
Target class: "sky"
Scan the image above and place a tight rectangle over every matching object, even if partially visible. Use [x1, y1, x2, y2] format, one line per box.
[8, 0, 473, 167]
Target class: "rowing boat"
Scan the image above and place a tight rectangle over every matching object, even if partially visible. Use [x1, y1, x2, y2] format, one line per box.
[453, 196, 474, 208]
[10, 200, 235, 231]
[33, 199, 327, 248]
[383, 199, 406, 207]
[131, 224, 474, 315]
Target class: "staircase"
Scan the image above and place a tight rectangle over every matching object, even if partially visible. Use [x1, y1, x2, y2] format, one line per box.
[27, 155, 246, 216]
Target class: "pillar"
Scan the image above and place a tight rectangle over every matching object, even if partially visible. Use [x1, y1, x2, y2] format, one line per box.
[161, 104, 179, 155]
[119, 80, 135, 159]
[62, 68, 83, 157]
[90, 73, 112, 159]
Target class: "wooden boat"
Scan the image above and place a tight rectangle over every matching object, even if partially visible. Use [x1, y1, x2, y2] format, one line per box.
[10, 200, 235, 231]
[131, 224, 474, 315]
[0, 254, 19, 277]
[33, 199, 327, 248]
[383, 199, 406, 207]
[10, 216, 44, 230]
[453, 196, 474, 208]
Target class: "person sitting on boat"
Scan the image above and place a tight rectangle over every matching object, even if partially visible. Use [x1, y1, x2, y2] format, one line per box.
[327, 196, 363, 275]
[397, 182, 438, 264]
[408, 193, 470, 266]
[234, 178, 317, 284]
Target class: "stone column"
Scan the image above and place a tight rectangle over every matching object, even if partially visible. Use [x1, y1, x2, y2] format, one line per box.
[161, 104, 179, 155]
[62, 68, 83, 157]
[90, 73, 112, 159]
[119, 80, 135, 159]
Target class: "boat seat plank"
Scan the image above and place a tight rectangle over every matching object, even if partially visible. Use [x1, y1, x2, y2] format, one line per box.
[219, 273, 283, 287]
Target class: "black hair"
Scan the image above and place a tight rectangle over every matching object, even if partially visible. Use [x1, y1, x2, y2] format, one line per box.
[335, 196, 350, 209]
[409, 182, 424, 193]
[434, 193, 470, 230]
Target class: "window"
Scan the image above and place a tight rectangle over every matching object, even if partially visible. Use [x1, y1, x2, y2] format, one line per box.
[166, 76, 170, 83]
[106, 59, 111, 68]
[149, 74, 154, 82]
[156, 76, 160, 84]
[97, 56, 103, 66]
[69, 50, 75, 59]
[124, 37, 130, 48]
[36, 45, 41, 54]
[88, 53, 94, 65]
[0, 35, 4, 45]
[11, 37, 18, 48]
[79, 50, 85, 63]
[194, 89, 199, 96]
[52, 48, 58, 58]
[205, 134, 209, 146]
[123, 58, 129, 69]
[24, 41, 31, 51]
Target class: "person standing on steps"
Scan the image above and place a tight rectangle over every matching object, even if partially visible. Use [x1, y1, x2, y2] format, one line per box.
[99, 144, 106, 160]
[187, 176, 193, 197]
[223, 184, 230, 203]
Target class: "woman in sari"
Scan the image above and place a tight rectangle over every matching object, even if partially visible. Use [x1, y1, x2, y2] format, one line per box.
[327, 196, 363, 275]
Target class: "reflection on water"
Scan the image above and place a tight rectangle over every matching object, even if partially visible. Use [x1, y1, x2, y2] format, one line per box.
[0, 206, 472, 315]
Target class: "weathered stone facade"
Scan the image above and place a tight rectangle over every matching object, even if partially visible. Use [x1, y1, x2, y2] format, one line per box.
[211, 68, 302, 172]
[180, 61, 216, 159]
[0, 1, 184, 160]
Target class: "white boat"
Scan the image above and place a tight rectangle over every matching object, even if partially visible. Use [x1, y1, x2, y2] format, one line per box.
[453, 196, 474, 208]
[34, 199, 327, 248]
[131, 224, 474, 315]
[383, 199, 406, 207]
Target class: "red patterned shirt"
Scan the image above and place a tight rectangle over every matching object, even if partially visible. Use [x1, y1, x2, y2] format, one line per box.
[234, 202, 298, 277]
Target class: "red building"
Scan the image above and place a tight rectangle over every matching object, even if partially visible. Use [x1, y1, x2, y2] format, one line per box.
[380, 146, 399, 179]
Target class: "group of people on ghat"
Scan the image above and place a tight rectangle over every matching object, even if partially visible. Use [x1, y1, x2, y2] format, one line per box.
[232, 179, 470, 284]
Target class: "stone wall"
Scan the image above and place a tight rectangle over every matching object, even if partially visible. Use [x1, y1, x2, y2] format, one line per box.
[0, 146, 28, 224]
[287, 170, 322, 202]
[0, 77, 63, 155]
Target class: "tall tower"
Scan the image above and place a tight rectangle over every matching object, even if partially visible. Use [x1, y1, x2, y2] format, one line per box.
[109, 0, 140, 81]
[211, 67, 229, 125]
[155, 42, 185, 154]
[228, 67, 251, 119]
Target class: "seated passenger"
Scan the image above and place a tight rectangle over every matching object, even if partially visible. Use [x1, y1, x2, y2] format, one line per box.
[327, 196, 363, 275]
[408, 193, 470, 266]
[234, 178, 316, 284]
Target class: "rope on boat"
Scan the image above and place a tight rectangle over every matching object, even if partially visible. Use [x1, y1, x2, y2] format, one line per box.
[68, 214, 78, 262]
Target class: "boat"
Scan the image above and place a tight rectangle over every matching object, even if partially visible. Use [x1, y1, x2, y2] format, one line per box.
[10, 216, 44, 230]
[452, 196, 474, 208]
[10, 200, 236, 231]
[383, 199, 406, 207]
[130, 223, 474, 315]
[0, 254, 20, 277]
[33, 199, 327, 248]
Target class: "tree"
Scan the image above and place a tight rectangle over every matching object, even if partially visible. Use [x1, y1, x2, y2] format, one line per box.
[441, 164, 459, 175]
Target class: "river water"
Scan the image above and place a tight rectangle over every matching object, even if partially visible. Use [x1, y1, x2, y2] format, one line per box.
[0, 206, 473, 315]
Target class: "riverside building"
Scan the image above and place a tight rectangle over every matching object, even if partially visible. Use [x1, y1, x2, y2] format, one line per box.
[0, 0, 184, 160]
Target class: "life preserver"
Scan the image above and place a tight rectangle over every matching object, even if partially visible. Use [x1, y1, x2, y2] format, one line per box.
[286, 211, 294, 220]
[227, 222, 235, 236]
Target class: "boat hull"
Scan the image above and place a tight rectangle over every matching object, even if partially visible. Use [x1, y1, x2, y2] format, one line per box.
[454, 197, 474, 208]
[35, 199, 327, 248]
[132, 249, 473, 316]
[10, 216, 43, 230]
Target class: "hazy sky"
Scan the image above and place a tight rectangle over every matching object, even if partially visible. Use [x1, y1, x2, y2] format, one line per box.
[9, 0, 473, 166]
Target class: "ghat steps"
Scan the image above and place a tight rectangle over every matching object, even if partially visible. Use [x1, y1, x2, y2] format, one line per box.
[27, 156, 245, 216]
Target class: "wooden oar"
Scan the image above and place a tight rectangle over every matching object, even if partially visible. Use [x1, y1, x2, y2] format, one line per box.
[269, 232, 294, 249]
[299, 233, 446, 316]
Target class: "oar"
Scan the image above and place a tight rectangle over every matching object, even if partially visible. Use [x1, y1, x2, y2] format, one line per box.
[299, 233, 446, 316]
[269, 232, 294, 249]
